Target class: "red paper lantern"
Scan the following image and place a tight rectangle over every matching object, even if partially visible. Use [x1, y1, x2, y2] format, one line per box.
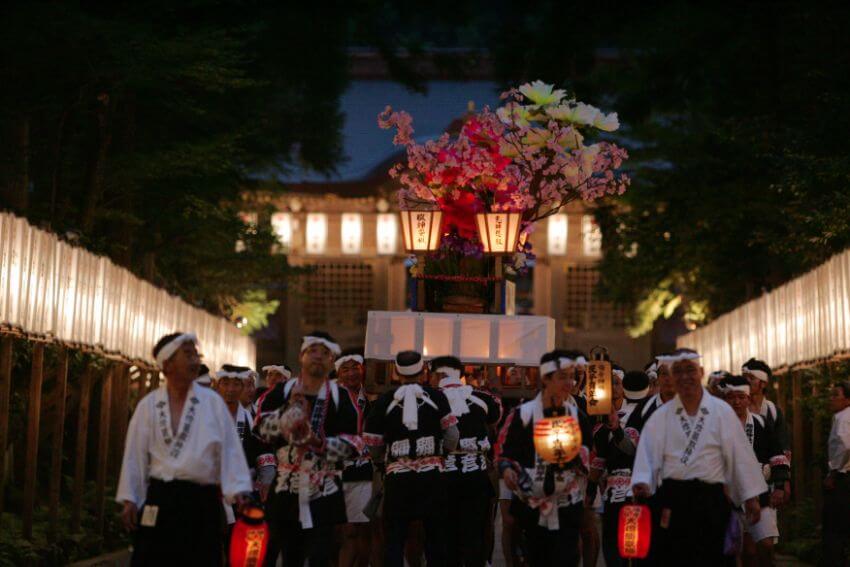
[618, 503, 652, 559]
[230, 505, 270, 567]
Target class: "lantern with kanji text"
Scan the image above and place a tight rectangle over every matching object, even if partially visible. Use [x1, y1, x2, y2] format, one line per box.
[618, 503, 652, 559]
[585, 346, 612, 416]
[475, 212, 522, 254]
[230, 505, 270, 567]
[532, 415, 582, 465]
[400, 210, 443, 253]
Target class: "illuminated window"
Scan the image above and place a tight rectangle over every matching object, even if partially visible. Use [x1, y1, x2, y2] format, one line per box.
[271, 212, 293, 253]
[340, 213, 363, 255]
[306, 213, 328, 255]
[548, 214, 568, 255]
[376, 214, 398, 255]
[582, 215, 602, 257]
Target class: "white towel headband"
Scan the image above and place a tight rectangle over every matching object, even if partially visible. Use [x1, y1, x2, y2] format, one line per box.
[155, 333, 199, 368]
[539, 357, 575, 377]
[262, 365, 292, 380]
[301, 336, 341, 356]
[335, 354, 365, 370]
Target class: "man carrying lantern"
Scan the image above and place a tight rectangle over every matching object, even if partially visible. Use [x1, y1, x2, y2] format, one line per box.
[116, 332, 253, 566]
[496, 349, 594, 567]
[430, 355, 502, 567]
[364, 350, 459, 567]
[721, 374, 790, 567]
[334, 347, 374, 567]
[593, 370, 653, 567]
[631, 349, 768, 566]
[255, 331, 363, 567]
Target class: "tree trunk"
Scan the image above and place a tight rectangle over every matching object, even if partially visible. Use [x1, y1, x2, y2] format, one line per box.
[2, 116, 30, 212]
[80, 93, 113, 234]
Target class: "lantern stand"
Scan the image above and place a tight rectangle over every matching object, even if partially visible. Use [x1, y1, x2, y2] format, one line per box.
[416, 254, 426, 311]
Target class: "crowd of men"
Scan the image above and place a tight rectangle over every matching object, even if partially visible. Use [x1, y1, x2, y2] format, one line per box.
[117, 331, 850, 566]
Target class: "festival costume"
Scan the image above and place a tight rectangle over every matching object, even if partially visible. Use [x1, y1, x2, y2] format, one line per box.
[339, 382, 373, 524]
[496, 393, 593, 567]
[439, 376, 502, 567]
[631, 389, 767, 566]
[823, 405, 850, 564]
[116, 382, 253, 566]
[364, 383, 457, 567]
[256, 377, 362, 567]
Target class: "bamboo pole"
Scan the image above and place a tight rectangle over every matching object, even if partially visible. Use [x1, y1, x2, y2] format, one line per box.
[95, 364, 113, 536]
[48, 347, 69, 540]
[22, 343, 45, 539]
[791, 369, 805, 507]
[0, 336, 13, 518]
[71, 364, 93, 533]
[110, 365, 129, 478]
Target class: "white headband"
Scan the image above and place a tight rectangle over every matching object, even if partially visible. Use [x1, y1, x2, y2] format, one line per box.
[396, 358, 424, 376]
[155, 333, 199, 368]
[216, 369, 258, 384]
[301, 336, 341, 356]
[646, 362, 658, 380]
[613, 369, 625, 380]
[575, 356, 587, 366]
[540, 357, 575, 376]
[262, 365, 292, 380]
[724, 384, 751, 394]
[656, 352, 701, 366]
[624, 386, 650, 400]
[742, 368, 769, 382]
[435, 367, 461, 382]
[335, 354, 365, 370]
[195, 373, 212, 385]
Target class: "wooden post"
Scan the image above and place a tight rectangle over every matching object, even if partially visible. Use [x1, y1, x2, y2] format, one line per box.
[71, 364, 93, 533]
[22, 343, 45, 539]
[48, 347, 69, 540]
[416, 255, 426, 311]
[95, 364, 113, 536]
[0, 336, 13, 518]
[494, 256, 504, 314]
[110, 364, 129, 478]
[791, 369, 805, 508]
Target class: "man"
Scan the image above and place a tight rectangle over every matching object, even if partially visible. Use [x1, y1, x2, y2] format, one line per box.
[722, 375, 790, 567]
[645, 361, 659, 397]
[364, 350, 459, 567]
[196, 363, 213, 388]
[116, 332, 252, 566]
[431, 355, 501, 567]
[334, 347, 373, 567]
[216, 365, 255, 441]
[593, 370, 652, 567]
[640, 352, 678, 420]
[823, 381, 850, 566]
[708, 370, 730, 398]
[241, 365, 259, 421]
[497, 350, 594, 567]
[743, 359, 790, 455]
[262, 364, 292, 391]
[631, 349, 767, 565]
[256, 331, 363, 567]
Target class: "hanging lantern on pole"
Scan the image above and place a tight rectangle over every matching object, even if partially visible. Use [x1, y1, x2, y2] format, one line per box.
[532, 415, 582, 465]
[400, 210, 443, 253]
[618, 503, 652, 559]
[476, 212, 522, 254]
[586, 346, 613, 416]
[230, 504, 270, 567]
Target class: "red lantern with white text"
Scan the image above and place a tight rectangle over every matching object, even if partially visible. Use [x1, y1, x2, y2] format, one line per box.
[532, 415, 582, 465]
[618, 503, 652, 559]
[230, 505, 269, 567]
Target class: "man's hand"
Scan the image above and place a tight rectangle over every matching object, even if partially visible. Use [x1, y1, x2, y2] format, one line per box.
[769, 488, 786, 509]
[632, 483, 651, 500]
[233, 492, 252, 515]
[607, 408, 620, 430]
[121, 501, 138, 532]
[744, 497, 761, 525]
[502, 468, 518, 492]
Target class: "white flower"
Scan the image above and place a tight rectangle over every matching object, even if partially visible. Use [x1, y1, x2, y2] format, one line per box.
[556, 127, 584, 150]
[572, 103, 601, 126]
[497, 104, 531, 126]
[519, 80, 567, 106]
[593, 111, 619, 132]
[544, 104, 574, 121]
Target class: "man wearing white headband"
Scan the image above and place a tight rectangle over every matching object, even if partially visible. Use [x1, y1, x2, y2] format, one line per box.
[333, 347, 373, 567]
[640, 352, 679, 421]
[364, 350, 458, 567]
[722, 375, 790, 565]
[116, 332, 252, 566]
[496, 349, 593, 566]
[632, 348, 767, 564]
[743, 358, 790, 461]
[429, 355, 501, 567]
[255, 331, 362, 567]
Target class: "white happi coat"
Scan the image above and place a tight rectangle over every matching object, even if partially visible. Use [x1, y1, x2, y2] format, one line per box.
[116, 382, 253, 506]
[631, 388, 767, 506]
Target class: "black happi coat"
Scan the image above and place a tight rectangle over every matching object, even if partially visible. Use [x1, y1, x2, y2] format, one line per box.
[364, 384, 455, 519]
[745, 411, 791, 506]
[256, 378, 362, 528]
[341, 385, 373, 483]
[592, 399, 652, 505]
[442, 387, 502, 477]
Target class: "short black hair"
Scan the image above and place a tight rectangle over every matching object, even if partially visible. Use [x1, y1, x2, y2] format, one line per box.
[743, 358, 772, 379]
[430, 356, 463, 373]
[835, 381, 850, 399]
[722, 374, 750, 390]
[198, 364, 210, 376]
[221, 364, 251, 373]
[153, 332, 184, 359]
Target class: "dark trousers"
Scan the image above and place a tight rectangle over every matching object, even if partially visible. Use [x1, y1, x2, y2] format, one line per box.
[652, 479, 731, 566]
[131, 478, 224, 567]
[266, 489, 343, 567]
[514, 501, 582, 567]
[822, 472, 850, 567]
[444, 472, 494, 567]
[383, 471, 447, 567]
[601, 501, 625, 567]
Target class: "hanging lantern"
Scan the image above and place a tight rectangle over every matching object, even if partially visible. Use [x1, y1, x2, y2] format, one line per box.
[230, 505, 270, 567]
[400, 210, 443, 253]
[533, 415, 582, 465]
[618, 503, 652, 559]
[476, 212, 522, 254]
[586, 346, 612, 416]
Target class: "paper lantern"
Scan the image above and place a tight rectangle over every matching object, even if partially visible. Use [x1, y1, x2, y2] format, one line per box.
[271, 212, 293, 253]
[230, 505, 269, 567]
[306, 213, 328, 255]
[586, 349, 612, 416]
[476, 212, 522, 254]
[533, 415, 582, 465]
[547, 214, 568, 255]
[340, 213, 363, 255]
[400, 210, 443, 252]
[376, 213, 398, 254]
[582, 215, 602, 257]
[618, 503, 652, 559]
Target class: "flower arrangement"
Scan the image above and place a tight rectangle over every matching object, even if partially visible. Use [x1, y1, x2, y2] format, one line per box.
[378, 80, 630, 254]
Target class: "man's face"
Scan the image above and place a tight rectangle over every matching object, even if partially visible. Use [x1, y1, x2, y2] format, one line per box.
[542, 367, 575, 400]
[300, 344, 334, 378]
[657, 364, 676, 397]
[725, 390, 750, 418]
[672, 360, 703, 398]
[337, 360, 365, 391]
[611, 374, 624, 402]
[829, 387, 850, 413]
[572, 366, 585, 395]
[240, 379, 256, 405]
[266, 370, 285, 389]
[745, 372, 766, 395]
[163, 341, 201, 383]
[216, 377, 243, 405]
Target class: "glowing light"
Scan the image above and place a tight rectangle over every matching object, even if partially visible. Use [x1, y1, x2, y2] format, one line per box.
[306, 213, 328, 255]
[271, 212, 293, 252]
[548, 214, 568, 255]
[582, 215, 602, 257]
[376, 214, 398, 255]
[340, 213, 363, 255]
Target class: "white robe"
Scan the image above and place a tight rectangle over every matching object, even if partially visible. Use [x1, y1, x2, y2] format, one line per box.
[631, 389, 767, 506]
[116, 382, 253, 507]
